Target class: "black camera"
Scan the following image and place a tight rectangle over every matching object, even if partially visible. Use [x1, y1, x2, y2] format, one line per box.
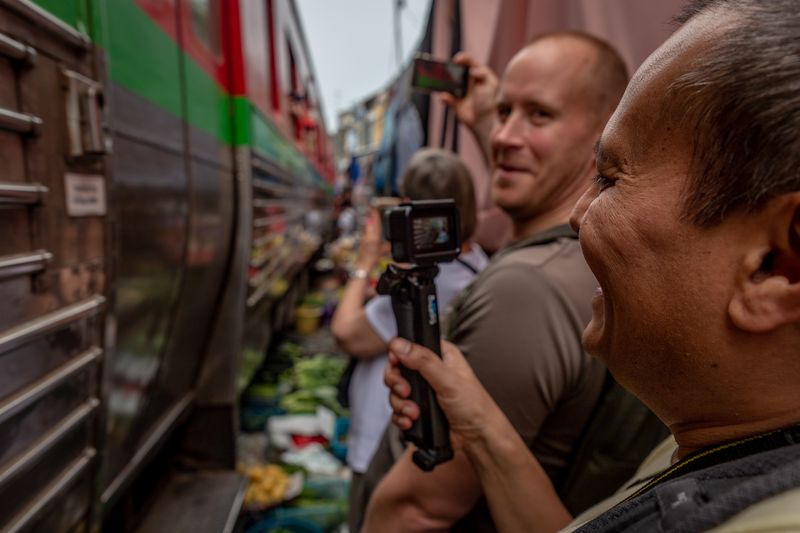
[382, 199, 461, 264]
[377, 199, 459, 471]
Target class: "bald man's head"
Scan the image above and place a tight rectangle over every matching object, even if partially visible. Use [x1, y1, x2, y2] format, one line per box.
[522, 31, 629, 124]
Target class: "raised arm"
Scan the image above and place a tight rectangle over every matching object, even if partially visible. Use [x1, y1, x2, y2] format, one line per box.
[384, 339, 573, 533]
[331, 209, 387, 357]
[440, 52, 499, 166]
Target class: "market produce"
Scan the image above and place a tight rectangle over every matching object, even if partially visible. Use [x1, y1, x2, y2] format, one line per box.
[296, 354, 346, 389]
[242, 464, 290, 508]
[278, 354, 348, 415]
[279, 389, 316, 414]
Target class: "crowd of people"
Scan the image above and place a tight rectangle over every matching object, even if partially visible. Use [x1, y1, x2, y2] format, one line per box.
[333, 0, 800, 531]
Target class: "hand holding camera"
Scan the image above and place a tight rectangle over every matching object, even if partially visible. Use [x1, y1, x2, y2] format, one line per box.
[384, 338, 504, 452]
[377, 200, 461, 471]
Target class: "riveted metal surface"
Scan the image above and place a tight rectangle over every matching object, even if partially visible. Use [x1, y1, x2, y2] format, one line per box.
[0, 2, 106, 531]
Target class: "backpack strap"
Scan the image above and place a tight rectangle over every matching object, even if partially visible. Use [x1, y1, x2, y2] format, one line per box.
[576, 440, 800, 533]
[558, 377, 670, 514]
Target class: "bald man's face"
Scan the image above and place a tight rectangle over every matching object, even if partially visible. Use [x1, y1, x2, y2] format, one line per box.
[489, 39, 602, 221]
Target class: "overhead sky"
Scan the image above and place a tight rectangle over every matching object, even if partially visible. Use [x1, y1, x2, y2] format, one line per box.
[295, 0, 432, 133]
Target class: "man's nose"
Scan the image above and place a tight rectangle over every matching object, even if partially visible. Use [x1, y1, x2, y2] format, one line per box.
[491, 112, 525, 150]
[569, 186, 597, 234]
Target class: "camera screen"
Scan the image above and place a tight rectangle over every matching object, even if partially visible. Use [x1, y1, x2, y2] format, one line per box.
[412, 57, 467, 97]
[412, 215, 451, 252]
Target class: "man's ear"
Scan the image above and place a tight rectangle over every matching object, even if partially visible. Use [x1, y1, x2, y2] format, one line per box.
[729, 196, 800, 333]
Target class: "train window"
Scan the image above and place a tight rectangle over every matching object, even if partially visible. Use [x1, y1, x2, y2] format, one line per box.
[188, 0, 221, 57]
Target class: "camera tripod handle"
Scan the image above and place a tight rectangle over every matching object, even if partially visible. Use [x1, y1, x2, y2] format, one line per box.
[378, 264, 454, 471]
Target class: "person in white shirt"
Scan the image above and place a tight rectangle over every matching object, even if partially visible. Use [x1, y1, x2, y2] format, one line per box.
[331, 148, 489, 532]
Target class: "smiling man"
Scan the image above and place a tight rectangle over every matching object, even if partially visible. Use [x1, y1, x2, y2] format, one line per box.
[359, 33, 639, 532]
[382, 0, 800, 531]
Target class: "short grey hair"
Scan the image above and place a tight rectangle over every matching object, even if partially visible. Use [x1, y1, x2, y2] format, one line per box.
[672, 0, 800, 226]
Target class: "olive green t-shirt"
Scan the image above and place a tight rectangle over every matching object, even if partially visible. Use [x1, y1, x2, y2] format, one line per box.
[451, 229, 604, 472]
[357, 225, 606, 532]
[447, 226, 606, 530]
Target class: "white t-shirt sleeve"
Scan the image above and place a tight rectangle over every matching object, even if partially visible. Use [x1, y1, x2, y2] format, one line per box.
[363, 247, 489, 344]
[364, 295, 397, 343]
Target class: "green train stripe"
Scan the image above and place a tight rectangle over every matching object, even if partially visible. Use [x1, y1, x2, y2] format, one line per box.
[31, 0, 90, 35]
[29, 0, 324, 184]
[34, 0, 230, 145]
[251, 106, 313, 182]
[102, 0, 185, 127]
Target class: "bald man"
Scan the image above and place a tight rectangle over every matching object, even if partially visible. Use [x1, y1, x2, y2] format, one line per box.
[360, 32, 646, 532]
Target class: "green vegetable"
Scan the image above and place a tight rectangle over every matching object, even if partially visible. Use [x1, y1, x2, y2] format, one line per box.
[294, 355, 346, 390]
[275, 355, 348, 415]
[280, 389, 318, 414]
[278, 341, 305, 362]
[313, 385, 346, 416]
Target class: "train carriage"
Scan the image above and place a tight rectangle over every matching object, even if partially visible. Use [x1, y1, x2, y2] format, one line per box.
[0, 0, 333, 530]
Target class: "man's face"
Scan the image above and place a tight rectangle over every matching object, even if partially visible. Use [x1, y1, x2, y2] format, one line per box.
[490, 39, 600, 221]
[570, 12, 748, 404]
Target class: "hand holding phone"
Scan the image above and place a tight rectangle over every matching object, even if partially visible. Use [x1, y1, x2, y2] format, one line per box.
[440, 52, 498, 126]
[411, 53, 469, 98]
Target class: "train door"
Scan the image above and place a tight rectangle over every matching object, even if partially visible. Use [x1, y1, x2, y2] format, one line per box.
[99, 0, 237, 522]
[104, 0, 238, 487]
[98, 0, 193, 510]
[0, 0, 106, 531]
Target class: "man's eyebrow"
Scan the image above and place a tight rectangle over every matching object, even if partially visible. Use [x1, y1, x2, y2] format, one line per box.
[494, 96, 552, 110]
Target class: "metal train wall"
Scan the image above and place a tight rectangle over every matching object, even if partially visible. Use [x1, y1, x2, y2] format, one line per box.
[0, 0, 333, 529]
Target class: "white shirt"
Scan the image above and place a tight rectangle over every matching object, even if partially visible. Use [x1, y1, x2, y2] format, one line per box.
[346, 246, 489, 473]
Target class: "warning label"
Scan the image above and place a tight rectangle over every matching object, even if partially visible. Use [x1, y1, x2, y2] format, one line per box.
[65, 173, 106, 217]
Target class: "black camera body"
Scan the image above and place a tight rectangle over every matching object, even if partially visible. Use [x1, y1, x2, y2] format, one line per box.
[382, 199, 461, 265]
[377, 199, 459, 471]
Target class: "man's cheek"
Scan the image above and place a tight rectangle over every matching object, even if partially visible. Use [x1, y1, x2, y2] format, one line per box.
[588, 204, 636, 269]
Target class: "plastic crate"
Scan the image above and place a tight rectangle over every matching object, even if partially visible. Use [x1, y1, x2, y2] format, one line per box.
[328, 417, 349, 463]
[302, 477, 350, 501]
[240, 395, 287, 433]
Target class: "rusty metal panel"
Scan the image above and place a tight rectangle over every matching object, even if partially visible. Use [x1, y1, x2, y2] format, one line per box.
[0, 0, 90, 61]
[19, 461, 93, 533]
[0, 326, 96, 406]
[0, 2, 106, 531]
[0, 56, 19, 109]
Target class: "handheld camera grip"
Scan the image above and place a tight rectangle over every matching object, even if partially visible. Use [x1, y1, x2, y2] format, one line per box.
[378, 264, 453, 471]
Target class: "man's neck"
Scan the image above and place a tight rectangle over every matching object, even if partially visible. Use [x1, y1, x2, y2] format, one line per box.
[671, 406, 800, 461]
[511, 205, 574, 241]
[657, 337, 800, 462]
